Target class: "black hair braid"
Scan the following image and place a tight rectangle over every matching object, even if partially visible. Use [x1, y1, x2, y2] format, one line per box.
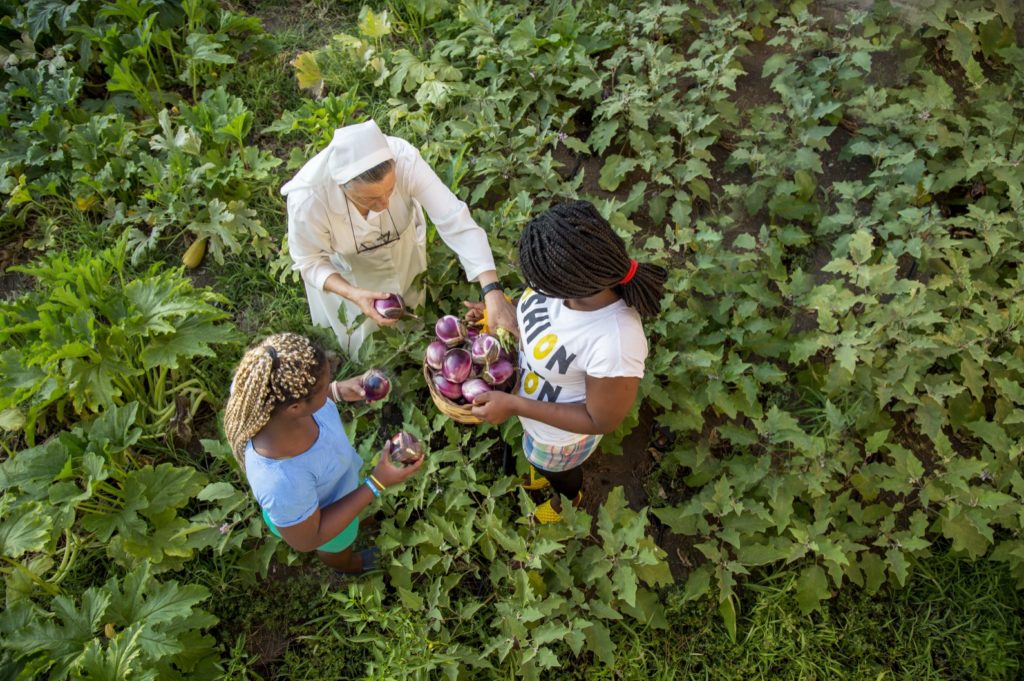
[518, 200, 667, 318]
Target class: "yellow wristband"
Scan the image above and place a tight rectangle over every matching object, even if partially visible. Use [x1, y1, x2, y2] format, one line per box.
[369, 474, 386, 491]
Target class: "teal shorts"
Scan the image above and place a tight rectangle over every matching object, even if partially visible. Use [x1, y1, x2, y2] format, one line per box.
[262, 509, 359, 553]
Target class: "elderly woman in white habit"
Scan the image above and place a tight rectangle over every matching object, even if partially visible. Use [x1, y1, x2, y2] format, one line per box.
[281, 120, 517, 354]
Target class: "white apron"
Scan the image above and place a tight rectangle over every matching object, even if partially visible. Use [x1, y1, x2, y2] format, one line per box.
[304, 200, 427, 357]
[284, 124, 496, 357]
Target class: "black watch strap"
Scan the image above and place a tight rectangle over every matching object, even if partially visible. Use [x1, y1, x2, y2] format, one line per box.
[481, 281, 504, 297]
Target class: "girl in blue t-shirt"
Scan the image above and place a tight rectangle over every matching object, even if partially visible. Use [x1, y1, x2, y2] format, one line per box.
[471, 201, 666, 523]
[224, 333, 422, 574]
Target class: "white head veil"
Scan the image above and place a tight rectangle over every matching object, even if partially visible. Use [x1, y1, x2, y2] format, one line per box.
[281, 120, 395, 196]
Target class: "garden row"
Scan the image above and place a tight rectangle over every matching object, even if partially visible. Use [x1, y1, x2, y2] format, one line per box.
[2, 0, 1023, 678]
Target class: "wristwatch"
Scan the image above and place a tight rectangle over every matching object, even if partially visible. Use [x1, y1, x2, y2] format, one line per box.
[481, 281, 504, 297]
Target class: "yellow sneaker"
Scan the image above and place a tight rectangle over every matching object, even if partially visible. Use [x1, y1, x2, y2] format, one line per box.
[532, 493, 583, 524]
[521, 467, 550, 491]
[533, 499, 562, 524]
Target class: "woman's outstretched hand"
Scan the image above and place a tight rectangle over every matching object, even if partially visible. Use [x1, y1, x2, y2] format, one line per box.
[331, 377, 366, 402]
[350, 287, 399, 326]
[371, 448, 425, 488]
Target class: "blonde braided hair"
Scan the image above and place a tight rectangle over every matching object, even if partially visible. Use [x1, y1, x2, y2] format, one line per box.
[224, 333, 326, 469]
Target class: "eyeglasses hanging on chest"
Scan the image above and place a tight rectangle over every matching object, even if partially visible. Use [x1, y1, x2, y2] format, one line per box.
[343, 192, 401, 254]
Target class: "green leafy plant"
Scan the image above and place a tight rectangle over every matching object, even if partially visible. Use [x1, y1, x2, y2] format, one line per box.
[0, 562, 221, 680]
[0, 402, 266, 594]
[0, 237, 237, 443]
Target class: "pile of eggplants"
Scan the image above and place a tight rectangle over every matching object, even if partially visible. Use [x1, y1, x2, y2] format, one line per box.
[426, 315, 516, 405]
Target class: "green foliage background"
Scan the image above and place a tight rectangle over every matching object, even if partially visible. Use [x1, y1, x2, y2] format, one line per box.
[2, 0, 1024, 678]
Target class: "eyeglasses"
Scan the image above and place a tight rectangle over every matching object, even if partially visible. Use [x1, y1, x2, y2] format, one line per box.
[343, 191, 401, 254]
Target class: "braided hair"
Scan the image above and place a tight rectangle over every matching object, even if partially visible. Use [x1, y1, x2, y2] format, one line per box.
[223, 333, 327, 469]
[518, 200, 667, 318]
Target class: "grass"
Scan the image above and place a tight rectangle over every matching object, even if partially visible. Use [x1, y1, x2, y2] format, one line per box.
[569, 550, 1024, 680]
[199, 548, 1023, 680]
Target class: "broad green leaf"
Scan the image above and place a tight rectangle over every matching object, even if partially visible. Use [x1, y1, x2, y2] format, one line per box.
[633, 538, 673, 587]
[960, 357, 986, 400]
[718, 593, 737, 642]
[795, 564, 829, 614]
[196, 482, 237, 502]
[681, 565, 711, 601]
[946, 22, 984, 84]
[0, 407, 26, 431]
[834, 345, 858, 374]
[0, 501, 52, 557]
[737, 542, 789, 566]
[24, 0, 82, 39]
[860, 551, 887, 595]
[5, 589, 111, 678]
[995, 377, 1024, 405]
[183, 32, 235, 66]
[733, 234, 757, 251]
[966, 420, 1011, 453]
[940, 511, 991, 558]
[582, 621, 615, 665]
[291, 52, 324, 96]
[587, 120, 619, 155]
[848, 229, 874, 265]
[358, 7, 391, 39]
[76, 623, 154, 681]
[126, 464, 207, 517]
[87, 402, 142, 451]
[886, 547, 910, 586]
[598, 155, 638, 192]
[612, 565, 638, 607]
[619, 587, 669, 629]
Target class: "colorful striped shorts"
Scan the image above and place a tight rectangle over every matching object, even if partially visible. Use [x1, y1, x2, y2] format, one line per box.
[523, 432, 602, 473]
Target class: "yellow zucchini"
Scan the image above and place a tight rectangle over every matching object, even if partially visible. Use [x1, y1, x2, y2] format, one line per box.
[182, 237, 207, 269]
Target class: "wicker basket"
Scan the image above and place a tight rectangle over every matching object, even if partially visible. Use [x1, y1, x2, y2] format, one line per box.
[423, 361, 521, 425]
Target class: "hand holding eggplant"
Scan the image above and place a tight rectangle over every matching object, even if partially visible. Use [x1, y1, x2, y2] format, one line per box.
[350, 287, 399, 326]
[370, 444, 425, 488]
[470, 390, 518, 424]
[330, 377, 366, 402]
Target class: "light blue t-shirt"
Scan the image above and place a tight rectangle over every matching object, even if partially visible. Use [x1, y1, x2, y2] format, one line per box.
[244, 400, 362, 528]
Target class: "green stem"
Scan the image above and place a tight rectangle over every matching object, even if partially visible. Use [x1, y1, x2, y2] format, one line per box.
[94, 481, 124, 500]
[77, 502, 116, 515]
[153, 366, 168, 406]
[51, 531, 79, 585]
[1, 556, 61, 596]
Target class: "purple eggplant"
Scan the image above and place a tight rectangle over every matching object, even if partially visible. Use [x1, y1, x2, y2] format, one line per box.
[482, 358, 514, 386]
[359, 369, 390, 401]
[433, 373, 463, 401]
[442, 348, 472, 383]
[425, 340, 447, 372]
[386, 431, 423, 465]
[470, 333, 501, 365]
[435, 314, 467, 348]
[461, 378, 492, 402]
[374, 293, 406, 320]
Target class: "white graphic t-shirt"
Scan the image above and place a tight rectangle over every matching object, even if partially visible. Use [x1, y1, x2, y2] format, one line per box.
[516, 288, 648, 445]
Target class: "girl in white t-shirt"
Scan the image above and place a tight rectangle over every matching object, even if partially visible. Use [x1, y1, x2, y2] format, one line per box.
[471, 201, 666, 523]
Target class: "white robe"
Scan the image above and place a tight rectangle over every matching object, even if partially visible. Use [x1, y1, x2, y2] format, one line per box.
[282, 135, 495, 356]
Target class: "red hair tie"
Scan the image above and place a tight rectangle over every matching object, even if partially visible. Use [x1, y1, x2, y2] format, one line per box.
[619, 259, 639, 285]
